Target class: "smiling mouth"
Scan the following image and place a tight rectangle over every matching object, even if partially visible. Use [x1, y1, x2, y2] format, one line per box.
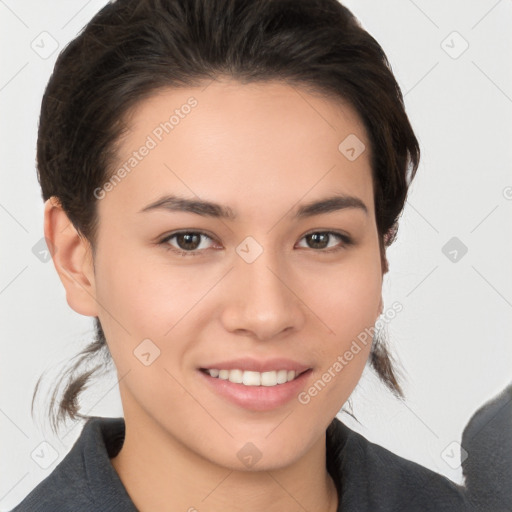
[199, 368, 310, 387]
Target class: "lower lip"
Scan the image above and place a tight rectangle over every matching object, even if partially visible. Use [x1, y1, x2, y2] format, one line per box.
[198, 369, 313, 412]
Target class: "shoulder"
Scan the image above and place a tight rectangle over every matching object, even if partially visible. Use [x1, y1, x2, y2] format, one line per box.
[327, 417, 471, 511]
[9, 416, 137, 512]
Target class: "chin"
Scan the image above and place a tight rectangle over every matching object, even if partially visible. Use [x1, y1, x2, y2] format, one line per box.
[207, 433, 309, 473]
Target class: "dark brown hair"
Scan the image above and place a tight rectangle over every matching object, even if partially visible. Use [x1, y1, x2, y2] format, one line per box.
[33, 0, 420, 434]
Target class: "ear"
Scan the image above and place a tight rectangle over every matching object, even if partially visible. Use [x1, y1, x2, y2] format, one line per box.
[44, 197, 99, 317]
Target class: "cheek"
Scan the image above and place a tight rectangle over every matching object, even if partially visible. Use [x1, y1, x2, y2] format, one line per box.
[303, 253, 382, 346]
[302, 272, 378, 414]
[298, 249, 381, 406]
[94, 243, 195, 329]
[91, 241, 172, 359]
[93, 241, 220, 373]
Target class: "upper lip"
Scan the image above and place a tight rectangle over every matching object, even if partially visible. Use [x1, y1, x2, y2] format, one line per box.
[199, 357, 311, 374]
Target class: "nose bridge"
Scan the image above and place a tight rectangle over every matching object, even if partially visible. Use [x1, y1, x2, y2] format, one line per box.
[222, 237, 303, 338]
[239, 247, 285, 303]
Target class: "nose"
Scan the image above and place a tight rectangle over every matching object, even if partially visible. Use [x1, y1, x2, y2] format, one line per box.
[220, 246, 306, 341]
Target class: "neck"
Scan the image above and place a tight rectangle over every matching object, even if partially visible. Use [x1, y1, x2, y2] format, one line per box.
[110, 404, 338, 512]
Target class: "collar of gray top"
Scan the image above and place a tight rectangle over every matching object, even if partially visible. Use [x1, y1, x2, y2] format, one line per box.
[11, 415, 472, 512]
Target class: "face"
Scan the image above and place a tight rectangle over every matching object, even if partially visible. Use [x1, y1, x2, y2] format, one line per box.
[78, 79, 383, 470]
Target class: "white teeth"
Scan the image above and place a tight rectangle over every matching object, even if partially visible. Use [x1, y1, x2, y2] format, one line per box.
[205, 368, 299, 386]
[229, 369, 243, 384]
[277, 369, 288, 384]
[243, 370, 261, 386]
[261, 371, 277, 386]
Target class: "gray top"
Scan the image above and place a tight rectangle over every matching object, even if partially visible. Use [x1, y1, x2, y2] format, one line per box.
[10, 415, 471, 511]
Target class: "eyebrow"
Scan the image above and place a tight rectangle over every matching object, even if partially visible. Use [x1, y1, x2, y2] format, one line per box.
[138, 193, 368, 219]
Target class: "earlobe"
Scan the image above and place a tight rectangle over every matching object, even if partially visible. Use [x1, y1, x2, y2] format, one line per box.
[44, 197, 99, 317]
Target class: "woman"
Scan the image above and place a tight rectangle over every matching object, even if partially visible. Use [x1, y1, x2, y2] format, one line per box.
[11, 0, 471, 510]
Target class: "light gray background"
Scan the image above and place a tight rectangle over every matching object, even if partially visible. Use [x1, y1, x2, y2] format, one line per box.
[1, 0, 511, 509]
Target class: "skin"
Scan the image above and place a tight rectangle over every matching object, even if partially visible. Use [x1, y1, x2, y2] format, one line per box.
[45, 78, 385, 512]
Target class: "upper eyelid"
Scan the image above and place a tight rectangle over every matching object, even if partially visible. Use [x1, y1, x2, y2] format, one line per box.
[160, 230, 216, 244]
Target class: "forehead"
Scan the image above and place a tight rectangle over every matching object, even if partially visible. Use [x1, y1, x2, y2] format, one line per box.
[102, 79, 374, 221]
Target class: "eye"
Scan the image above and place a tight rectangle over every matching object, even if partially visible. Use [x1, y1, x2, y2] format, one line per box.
[159, 231, 217, 257]
[296, 231, 353, 253]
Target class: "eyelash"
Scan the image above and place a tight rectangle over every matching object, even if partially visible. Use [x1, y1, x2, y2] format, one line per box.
[158, 230, 353, 257]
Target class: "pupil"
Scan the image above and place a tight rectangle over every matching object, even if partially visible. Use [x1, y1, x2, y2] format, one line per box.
[178, 233, 200, 250]
[309, 233, 328, 249]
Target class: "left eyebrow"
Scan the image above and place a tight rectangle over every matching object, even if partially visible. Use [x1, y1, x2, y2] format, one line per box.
[295, 195, 368, 218]
[138, 193, 368, 219]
